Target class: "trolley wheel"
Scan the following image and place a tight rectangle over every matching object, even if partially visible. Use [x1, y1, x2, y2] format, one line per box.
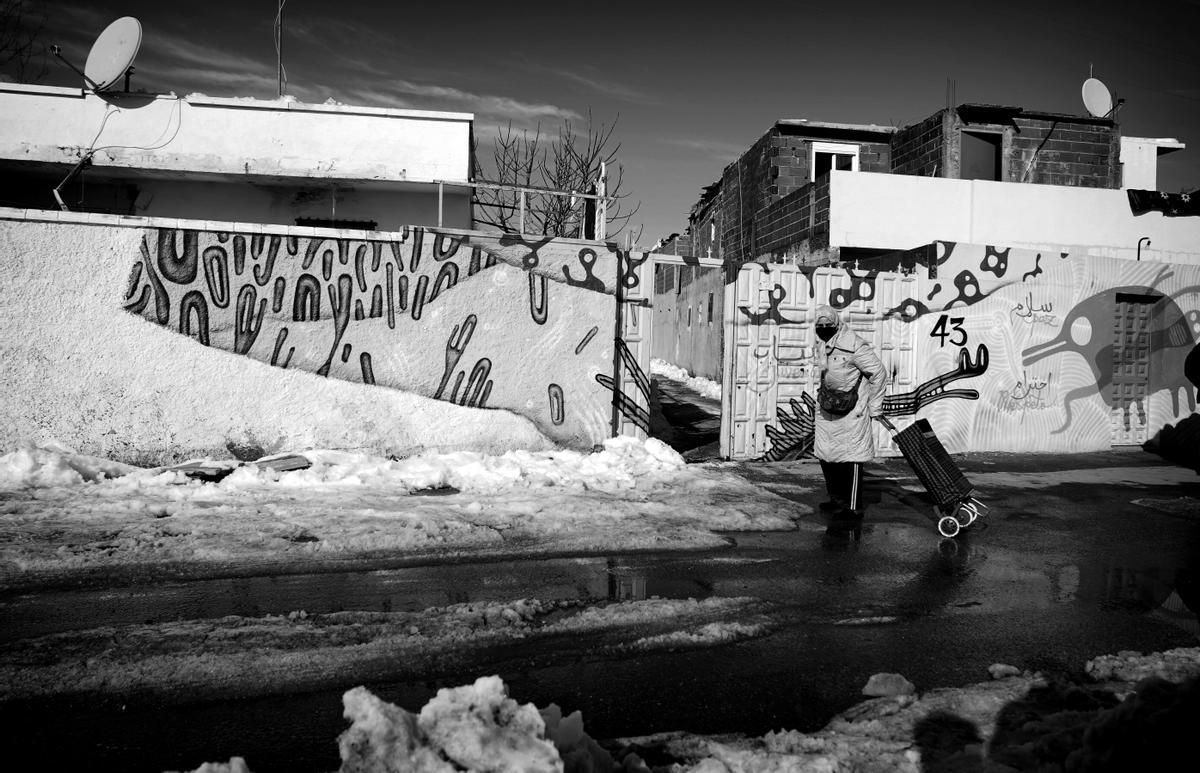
[956, 502, 978, 526]
[937, 516, 961, 538]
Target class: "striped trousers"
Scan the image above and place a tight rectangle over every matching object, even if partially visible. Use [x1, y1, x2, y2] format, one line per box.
[819, 461, 863, 513]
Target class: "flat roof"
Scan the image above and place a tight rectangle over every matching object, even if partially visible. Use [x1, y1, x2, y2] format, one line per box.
[775, 118, 897, 134]
[0, 82, 474, 122]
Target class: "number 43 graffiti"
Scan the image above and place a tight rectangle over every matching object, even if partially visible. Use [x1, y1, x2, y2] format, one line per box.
[931, 315, 968, 347]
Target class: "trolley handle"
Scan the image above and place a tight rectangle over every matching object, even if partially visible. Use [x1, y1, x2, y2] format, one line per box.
[874, 415, 897, 433]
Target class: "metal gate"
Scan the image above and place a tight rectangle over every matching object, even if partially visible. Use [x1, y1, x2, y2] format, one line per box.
[1110, 295, 1155, 445]
[720, 263, 919, 460]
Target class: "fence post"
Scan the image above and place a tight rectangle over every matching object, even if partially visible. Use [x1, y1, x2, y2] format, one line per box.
[519, 191, 526, 234]
[437, 182, 444, 227]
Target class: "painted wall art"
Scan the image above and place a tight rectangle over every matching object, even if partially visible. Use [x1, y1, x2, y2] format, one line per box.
[741, 241, 1200, 459]
[123, 226, 654, 449]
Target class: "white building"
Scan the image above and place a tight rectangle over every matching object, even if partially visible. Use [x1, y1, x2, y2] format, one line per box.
[0, 83, 474, 231]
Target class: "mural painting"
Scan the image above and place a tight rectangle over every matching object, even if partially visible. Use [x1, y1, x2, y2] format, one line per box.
[123, 227, 653, 449]
[748, 241, 1200, 458]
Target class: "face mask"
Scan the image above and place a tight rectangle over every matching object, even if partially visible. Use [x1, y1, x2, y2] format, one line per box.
[815, 325, 837, 342]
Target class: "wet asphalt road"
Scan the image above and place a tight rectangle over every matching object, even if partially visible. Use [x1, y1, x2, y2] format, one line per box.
[1, 449, 1198, 772]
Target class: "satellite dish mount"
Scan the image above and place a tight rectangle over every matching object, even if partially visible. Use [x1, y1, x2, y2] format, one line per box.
[51, 16, 142, 93]
[48, 17, 144, 211]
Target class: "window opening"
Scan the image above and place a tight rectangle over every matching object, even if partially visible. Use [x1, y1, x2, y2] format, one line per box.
[960, 131, 1003, 181]
[810, 141, 860, 181]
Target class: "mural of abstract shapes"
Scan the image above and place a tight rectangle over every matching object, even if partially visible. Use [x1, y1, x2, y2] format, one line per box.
[563, 248, 606, 292]
[1187, 343, 1200, 401]
[979, 246, 1010, 278]
[945, 270, 984, 309]
[883, 242, 1047, 323]
[497, 234, 554, 270]
[617, 249, 650, 292]
[739, 284, 805, 325]
[829, 269, 880, 309]
[883, 345, 990, 417]
[179, 289, 210, 345]
[575, 326, 598, 355]
[529, 273, 549, 324]
[595, 338, 652, 433]
[548, 383, 565, 425]
[884, 297, 932, 323]
[757, 393, 817, 462]
[437, 313, 479, 400]
[1022, 254, 1044, 282]
[271, 328, 293, 368]
[1022, 282, 1199, 433]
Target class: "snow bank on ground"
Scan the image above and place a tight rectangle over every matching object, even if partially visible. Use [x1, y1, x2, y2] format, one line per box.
[0, 438, 799, 578]
[0, 441, 138, 488]
[650, 359, 722, 401]
[177, 647, 1200, 773]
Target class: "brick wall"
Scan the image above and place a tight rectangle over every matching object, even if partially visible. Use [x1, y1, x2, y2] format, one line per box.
[1007, 116, 1120, 188]
[891, 110, 946, 176]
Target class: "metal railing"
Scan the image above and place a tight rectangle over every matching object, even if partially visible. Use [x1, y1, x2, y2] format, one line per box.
[434, 177, 613, 239]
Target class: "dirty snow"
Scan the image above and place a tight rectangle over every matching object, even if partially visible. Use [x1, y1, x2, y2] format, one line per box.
[650, 359, 722, 401]
[0, 437, 800, 579]
[171, 646, 1200, 773]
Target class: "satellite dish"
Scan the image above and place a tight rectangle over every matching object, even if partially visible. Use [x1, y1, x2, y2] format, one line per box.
[84, 16, 142, 91]
[1082, 77, 1113, 118]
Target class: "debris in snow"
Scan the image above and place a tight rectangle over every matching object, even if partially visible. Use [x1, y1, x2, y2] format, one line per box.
[988, 663, 1022, 679]
[862, 672, 916, 697]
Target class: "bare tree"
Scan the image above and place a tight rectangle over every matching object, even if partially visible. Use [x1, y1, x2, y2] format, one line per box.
[0, 0, 47, 83]
[473, 111, 640, 241]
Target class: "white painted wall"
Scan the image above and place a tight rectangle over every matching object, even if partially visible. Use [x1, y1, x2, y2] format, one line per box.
[0, 212, 565, 465]
[1120, 136, 1186, 191]
[829, 169, 1200, 264]
[0, 84, 472, 183]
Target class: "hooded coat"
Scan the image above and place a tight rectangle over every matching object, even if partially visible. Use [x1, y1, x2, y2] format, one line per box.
[812, 305, 887, 463]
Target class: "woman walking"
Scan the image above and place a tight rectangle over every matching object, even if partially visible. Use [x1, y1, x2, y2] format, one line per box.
[812, 304, 888, 519]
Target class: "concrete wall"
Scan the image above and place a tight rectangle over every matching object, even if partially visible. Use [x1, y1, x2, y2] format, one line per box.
[828, 170, 1200, 263]
[0, 84, 472, 183]
[651, 264, 723, 381]
[737, 242, 1200, 458]
[0, 208, 658, 464]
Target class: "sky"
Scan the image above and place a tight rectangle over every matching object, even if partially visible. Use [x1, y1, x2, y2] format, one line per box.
[15, 0, 1200, 246]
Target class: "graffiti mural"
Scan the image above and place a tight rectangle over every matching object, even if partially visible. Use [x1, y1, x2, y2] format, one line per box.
[741, 240, 1200, 459]
[123, 226, 651, 449]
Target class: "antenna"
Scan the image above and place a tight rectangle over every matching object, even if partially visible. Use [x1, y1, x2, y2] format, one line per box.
[1082, 76, 1115, 118]
[52, 16, 142, 92]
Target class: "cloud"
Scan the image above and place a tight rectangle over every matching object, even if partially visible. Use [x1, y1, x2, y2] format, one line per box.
[662, 137, 745, 162]
[341, 84, 581, 128]
[553, 69, 652, 104]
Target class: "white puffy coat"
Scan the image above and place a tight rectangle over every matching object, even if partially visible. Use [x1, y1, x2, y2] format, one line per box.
[813, 323, 887, 463]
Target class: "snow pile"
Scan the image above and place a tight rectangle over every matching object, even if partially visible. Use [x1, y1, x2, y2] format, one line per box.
[335, 678, 644, 773]
[631, 620, 766, 650]
[0, 436, 685, 495]
[0, 441, 137, 489]
[0, 436, 796, 580]
[650, 359, 722, 401]
[277, 435, 686, 494]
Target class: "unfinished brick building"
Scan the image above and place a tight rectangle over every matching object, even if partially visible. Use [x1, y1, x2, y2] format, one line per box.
[659, 103, 1125, 267]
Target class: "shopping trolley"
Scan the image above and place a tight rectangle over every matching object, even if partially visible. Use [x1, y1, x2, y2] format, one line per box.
[878, 416, 987, 538]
